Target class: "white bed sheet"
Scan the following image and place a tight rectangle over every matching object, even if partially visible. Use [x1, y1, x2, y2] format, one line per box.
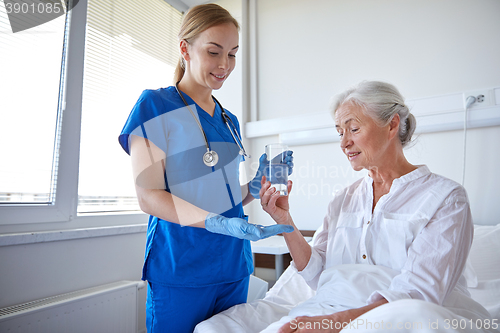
[194, 224, 500, 333]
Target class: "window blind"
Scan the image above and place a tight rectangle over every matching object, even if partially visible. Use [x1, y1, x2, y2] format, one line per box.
[78, 0, 182, 213]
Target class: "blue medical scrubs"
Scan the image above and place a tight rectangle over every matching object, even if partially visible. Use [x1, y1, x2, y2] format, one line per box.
[119, 87, 253, 332]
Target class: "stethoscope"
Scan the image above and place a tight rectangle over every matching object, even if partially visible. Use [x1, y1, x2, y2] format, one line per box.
[175, 82, 250, 167]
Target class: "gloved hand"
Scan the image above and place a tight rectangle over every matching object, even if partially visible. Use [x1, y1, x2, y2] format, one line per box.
[205, 213, 294, 241]
[249, 151, 294, 199]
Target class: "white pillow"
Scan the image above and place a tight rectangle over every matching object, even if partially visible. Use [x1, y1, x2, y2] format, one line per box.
[247, 275, 269, 302]
[466, 224, 500, 320]
[468, 224, 500, 282]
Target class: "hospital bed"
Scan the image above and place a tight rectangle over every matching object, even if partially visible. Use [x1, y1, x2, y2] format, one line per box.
[195, 223, 500, 332]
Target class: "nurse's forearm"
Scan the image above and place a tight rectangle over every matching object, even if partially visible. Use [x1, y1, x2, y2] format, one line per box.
[241, 183, 254, 206]
[281, 213, 312, 272]
[135, 186, 207, 228]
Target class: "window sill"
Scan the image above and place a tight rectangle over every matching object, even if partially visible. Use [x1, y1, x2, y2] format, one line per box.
[0, 223, 147, 247]
[76, 210, 144, 217]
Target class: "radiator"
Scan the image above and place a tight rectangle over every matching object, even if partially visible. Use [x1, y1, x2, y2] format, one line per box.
[0, 280, 145, 333]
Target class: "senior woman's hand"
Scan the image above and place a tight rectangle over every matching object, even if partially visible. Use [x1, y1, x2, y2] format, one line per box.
[277, 299, 389, 332]
[260, 176, 293, 225]
[278, 314, 340, 333]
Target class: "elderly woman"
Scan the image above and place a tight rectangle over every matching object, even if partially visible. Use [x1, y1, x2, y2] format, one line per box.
[259, 81, 494, 333]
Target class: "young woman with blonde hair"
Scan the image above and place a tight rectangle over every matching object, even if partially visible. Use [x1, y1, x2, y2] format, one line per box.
[119, 4, 293, 332]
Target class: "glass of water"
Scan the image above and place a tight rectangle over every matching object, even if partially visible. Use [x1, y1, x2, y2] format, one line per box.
[265, 143, 289, 196]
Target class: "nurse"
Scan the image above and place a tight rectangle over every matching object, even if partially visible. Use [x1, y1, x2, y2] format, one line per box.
[118, 4, 293, 333]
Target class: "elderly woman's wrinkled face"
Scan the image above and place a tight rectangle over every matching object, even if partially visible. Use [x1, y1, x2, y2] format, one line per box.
[335, 103, 391, 171]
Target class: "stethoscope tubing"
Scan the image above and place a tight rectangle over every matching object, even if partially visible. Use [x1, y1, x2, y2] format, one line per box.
[175, 83, 211, 152]
[175, 82, 249, 167]
[218, 99, 249, 158]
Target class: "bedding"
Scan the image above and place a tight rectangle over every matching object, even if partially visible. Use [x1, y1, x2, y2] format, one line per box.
[194, 224, 500, 333]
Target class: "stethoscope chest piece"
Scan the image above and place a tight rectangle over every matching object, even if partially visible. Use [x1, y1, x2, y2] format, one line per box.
[203, 150, 219, 167]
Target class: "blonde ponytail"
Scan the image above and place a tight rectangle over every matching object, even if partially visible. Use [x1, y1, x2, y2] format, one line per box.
[173, 57, 185, 85]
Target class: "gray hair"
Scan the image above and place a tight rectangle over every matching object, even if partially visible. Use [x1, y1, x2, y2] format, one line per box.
[331, 81, 416, 148]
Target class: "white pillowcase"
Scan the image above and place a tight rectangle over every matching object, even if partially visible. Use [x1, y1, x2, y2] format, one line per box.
[469, 224, 500, 281]
[466, 224, 500, 320]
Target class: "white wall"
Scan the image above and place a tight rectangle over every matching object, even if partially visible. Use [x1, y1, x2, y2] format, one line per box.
[0, 230, 148, 332]
[246, 0, 500, 230]
[0, 233, 146, 307]
[256, 0, 500, 119]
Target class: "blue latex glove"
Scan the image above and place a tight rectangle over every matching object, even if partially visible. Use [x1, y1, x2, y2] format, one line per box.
[249, 151, 294, 199]
[205, 213, 294, 241]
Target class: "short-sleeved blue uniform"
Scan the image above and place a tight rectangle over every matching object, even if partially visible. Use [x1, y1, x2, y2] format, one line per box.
[119, 86, 253, 332]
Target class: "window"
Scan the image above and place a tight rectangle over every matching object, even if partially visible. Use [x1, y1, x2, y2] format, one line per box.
[78, 0, 182, 213]
[0, 0, 182, 224]
[0, 1, 67, 205]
